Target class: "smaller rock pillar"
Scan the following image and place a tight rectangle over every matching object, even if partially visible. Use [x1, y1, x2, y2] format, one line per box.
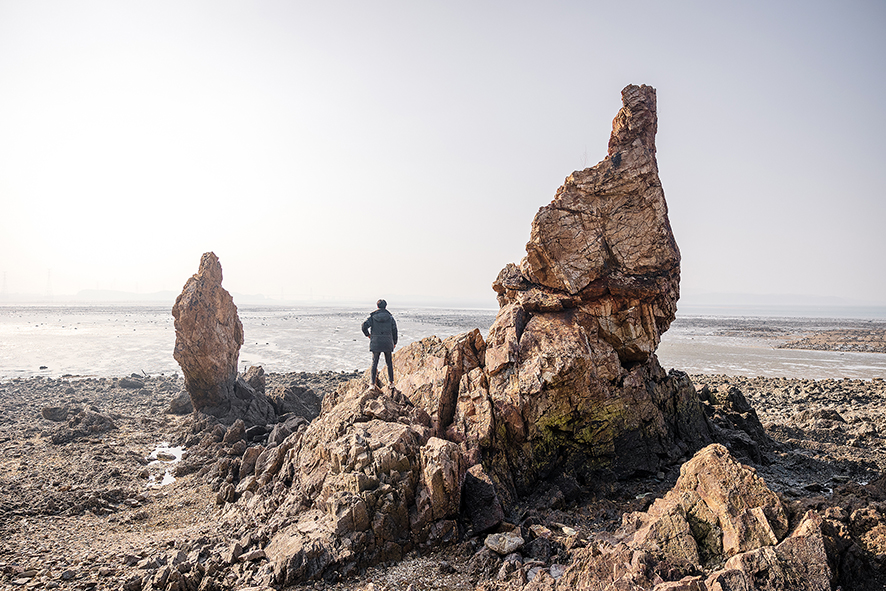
[172, 252, 244, 416]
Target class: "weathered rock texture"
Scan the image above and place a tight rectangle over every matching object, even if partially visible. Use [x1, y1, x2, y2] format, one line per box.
[215, 379, 467, 585]
[172, 252, 243, 415]
[556, 445, 833, 591]
[172, 253, 275, 425]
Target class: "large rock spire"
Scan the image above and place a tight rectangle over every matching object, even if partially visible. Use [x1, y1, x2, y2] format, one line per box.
[480, 84, 707, 501]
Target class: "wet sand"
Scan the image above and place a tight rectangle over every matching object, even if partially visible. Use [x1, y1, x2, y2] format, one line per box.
[659, 316, 886, 379]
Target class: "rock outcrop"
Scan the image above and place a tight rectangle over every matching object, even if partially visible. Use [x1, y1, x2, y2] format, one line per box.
[213, 379, 466, 585]
[368, 85, 710, 508]
[172, 253, 274, 425]
[555, 444, 833, 591]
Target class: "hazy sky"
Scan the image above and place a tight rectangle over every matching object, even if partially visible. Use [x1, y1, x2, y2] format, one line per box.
[1, 1, 884, 307]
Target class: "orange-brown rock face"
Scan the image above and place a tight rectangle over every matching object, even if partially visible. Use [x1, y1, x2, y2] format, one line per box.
[497, 84, 680, 361]
[481, 84, 710, 499]
[172, 252, 244, 417]
[558, 445, 833, 591]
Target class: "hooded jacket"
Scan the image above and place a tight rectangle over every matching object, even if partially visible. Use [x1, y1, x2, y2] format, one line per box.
[362, 308, 398, 353]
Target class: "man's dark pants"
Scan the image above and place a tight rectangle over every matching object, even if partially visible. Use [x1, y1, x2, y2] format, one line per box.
[371, 351, 393, 386]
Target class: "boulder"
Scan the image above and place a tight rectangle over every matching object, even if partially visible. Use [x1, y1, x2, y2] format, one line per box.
[118, 377, 145, 389]
[391, 329, 486, 438]
[708, 511, 831, 591]
[485, 531, 525, 556]
[221, 379, 475, 585]
[627, 444, 788, 565]
[41, 405, 69, 422]
[267, 383, 321, 421]
[242, 365, 267, 395]
[166, 390, 193, 415]
[697, 384, 771, 464]
[50, 409, 117, 444]
[557, 445, 833, 590]
[462, 464, 505, 533]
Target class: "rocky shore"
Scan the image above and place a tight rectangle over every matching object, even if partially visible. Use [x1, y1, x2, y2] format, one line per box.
[4, 84, 885, 591]
[1, 369, 884, 590]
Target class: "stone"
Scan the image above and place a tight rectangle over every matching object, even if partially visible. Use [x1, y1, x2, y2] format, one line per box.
[624, 444, 788, 566]
[654, 577, 706, 591]
[416, 437, 465, 522]
[50, 409, 117, 444]
[166, 390, 193, 415]
[172, 252, 245, 418]
[240, 446, 264, 477]
[240, 549, 266, 562]
[712, 511, 831, 591]
[228, 380, 481, 585]
[446, 367, 494, 465]
[392, 329, 486, 438]
[222, 419, 246, 445]
[555, 445, 831, 590]
[462, 464, 505, 533]
[118, 377, 144, 389]
[41, 406, 68, 422]
[266, 383, 321, 421]
[699, 384, 771, 464]
[267, 422, 292, 447]
[242, 365, 267, 395]
[485, 531, 525, 555]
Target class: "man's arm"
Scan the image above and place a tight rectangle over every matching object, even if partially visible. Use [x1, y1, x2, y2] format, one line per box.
[392, 317, 398, 346]
[362, 317, 371, 338]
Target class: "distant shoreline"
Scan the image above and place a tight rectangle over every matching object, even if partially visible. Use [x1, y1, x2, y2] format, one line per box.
[3, 300, 884, 320]
[2, 305, 884, 381]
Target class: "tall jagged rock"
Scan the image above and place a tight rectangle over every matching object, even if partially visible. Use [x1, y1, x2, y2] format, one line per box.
[479, 84, 710, 502]
[363, 85, 711, 507]
[493, 84, 679, 361]
[172, 252, 274, 425]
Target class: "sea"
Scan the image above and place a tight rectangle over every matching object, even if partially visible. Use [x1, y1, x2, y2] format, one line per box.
[1, 304, 884, 381]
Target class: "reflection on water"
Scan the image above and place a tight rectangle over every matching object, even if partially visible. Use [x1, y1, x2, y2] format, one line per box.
[146, 442, 185, 488]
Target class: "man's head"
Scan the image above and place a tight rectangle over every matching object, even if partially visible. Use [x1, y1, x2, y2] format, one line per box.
[377, 299, 387, 309]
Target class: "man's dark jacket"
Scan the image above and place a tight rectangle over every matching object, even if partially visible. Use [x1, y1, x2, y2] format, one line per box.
[362, 309, 398, 353]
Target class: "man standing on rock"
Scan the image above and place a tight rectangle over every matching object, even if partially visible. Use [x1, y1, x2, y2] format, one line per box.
[362, 299, 398, 388]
